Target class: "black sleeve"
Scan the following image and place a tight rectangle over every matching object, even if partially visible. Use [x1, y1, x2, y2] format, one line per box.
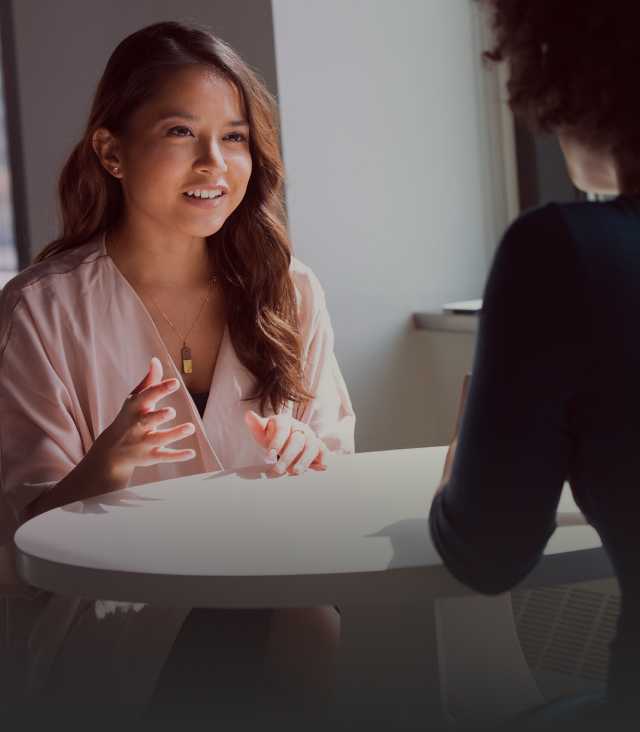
[429, 203, 589, 595]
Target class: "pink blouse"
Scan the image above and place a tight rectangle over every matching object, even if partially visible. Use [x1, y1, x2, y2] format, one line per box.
[0, 232, 355, 545]
[0, 232, 355, 702]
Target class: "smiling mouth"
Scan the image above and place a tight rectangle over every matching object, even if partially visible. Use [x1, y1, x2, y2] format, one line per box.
[182, 191, 225, 200]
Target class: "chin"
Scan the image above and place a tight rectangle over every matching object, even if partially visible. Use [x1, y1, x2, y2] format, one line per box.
[181, 215, 229, 239]
[204, 221, 227, 237]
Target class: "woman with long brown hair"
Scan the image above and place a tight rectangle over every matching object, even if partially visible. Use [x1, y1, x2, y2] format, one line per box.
[0, 20, 354, 723]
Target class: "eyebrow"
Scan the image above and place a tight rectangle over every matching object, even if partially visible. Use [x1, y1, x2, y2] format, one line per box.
[155, 111, 249, 126]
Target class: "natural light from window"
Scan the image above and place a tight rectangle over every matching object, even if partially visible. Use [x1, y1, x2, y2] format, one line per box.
[0, 30, 17, 288]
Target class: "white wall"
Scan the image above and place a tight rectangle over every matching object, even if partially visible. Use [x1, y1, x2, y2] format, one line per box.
[10, 0, 507, 452]
[9, 0, 278, 261]
[272, 0, 503, 451]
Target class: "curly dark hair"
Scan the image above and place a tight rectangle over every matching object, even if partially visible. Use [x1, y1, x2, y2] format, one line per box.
[481, 0, 640, 193]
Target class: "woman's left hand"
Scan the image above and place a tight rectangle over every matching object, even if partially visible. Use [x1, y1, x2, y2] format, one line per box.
[244, 410, 328, 475]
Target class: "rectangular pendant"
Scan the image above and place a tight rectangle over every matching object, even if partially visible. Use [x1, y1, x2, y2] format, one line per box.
[181, 345, 193, 374]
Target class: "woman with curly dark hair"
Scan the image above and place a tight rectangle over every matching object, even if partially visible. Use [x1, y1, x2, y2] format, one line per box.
[430, 2, 640, 729]
[0, 20, 353, 723]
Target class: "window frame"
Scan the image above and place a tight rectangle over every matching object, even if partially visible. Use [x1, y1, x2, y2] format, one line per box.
[0, 0, 32, 274]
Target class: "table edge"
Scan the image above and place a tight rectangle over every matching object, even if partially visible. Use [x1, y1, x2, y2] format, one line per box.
[16, 544, 612, 606]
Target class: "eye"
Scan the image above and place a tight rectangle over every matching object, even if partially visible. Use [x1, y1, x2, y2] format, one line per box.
[224, 131, 248, 143]
[167, 126, 194, 137]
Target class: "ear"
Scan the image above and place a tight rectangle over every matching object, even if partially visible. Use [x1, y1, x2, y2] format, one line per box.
[92, 127, 122, 177]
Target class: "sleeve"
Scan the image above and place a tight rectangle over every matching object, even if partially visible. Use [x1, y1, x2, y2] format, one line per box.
[0, 290, 84, 545]
[292, 268, 356, 454]
[429, 204, 590, 594]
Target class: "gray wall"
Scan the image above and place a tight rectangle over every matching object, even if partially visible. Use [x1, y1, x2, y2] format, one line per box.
[8, 0, 278, 260]
[272, 0, 497, 451]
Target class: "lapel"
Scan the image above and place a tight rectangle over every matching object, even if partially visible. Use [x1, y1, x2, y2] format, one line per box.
[199, 323, 265, 468]
[100, 232, 269, 475]
[100, 232, 223, 475]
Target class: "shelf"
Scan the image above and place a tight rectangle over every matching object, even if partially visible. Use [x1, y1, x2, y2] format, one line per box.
[413, 311, 479, 334]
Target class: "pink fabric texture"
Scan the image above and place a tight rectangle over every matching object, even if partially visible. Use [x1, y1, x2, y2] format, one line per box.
[0, 232, 355, 545]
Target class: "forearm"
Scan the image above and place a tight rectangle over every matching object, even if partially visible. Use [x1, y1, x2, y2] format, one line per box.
[24, 440, 130, 521]
[429, 491, 553, 595]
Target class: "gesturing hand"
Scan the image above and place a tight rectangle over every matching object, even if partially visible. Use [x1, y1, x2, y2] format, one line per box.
[244, 410, 328, 475]
[93, 356, 197, 489]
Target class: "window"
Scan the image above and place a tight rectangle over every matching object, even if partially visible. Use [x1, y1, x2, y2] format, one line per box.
[0, 34, 17, 287]
[0, 3, 30, 289]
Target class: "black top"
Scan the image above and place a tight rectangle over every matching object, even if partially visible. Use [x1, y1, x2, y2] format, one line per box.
[189, 391, 209, 418]
[429, 197, 640, 706]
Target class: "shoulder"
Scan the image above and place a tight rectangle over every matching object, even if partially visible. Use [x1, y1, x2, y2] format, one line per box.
[499, 202, 572, 251]
[492, 198, 636, 290]
[499, 198, 632, 259]
[490, 203, 581, 287]
[0, 237, 106, 350]
[482, 203, 588, 337]
[2, 237, 105, 299]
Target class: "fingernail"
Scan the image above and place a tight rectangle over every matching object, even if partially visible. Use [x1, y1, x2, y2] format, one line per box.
[168, 380, 179, 391]
[266, 449, 277, 464]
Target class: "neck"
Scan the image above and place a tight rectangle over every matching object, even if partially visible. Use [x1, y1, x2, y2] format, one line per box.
[558, 131, 619, 196]
[106, 218, 214, 288]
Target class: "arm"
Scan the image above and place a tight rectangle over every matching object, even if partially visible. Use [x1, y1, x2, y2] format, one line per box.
[244, 277, 355, 472]
[0, 295, 88, 541]
[0, 293, 129, 531]
[0, 300, 193, 531]
[293, 273, 356, 455]
[23, 441, 123, 521]
[429, 204, 590, 594]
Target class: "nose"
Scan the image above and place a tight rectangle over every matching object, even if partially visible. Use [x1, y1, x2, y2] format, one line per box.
[197, 138, 228, 174]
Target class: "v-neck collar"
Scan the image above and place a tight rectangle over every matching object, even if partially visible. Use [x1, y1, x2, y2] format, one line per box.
[99, 231, 224, 469]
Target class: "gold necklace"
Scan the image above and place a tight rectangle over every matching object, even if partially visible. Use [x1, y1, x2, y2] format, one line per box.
[147, 277, 217, 375]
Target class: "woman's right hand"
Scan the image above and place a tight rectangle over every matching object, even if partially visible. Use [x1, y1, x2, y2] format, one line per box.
[92, 356, 196, 490]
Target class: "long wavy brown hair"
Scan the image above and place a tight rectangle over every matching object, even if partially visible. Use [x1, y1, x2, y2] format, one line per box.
[34, 21, 313, 415]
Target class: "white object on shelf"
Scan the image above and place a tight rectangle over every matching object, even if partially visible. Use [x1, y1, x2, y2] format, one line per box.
[442, 298, 483, 313]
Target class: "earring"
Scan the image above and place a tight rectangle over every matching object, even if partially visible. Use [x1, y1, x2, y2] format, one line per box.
[112, 166, 120, 176]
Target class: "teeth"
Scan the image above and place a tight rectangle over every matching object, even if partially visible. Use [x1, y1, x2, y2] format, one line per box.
[185, 190, 223, 199]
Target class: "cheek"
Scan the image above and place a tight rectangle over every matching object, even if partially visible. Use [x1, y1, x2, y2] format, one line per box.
[231, 151, 253, 190]
[127, 144, 185, 193]
[134, 144, 193, 177]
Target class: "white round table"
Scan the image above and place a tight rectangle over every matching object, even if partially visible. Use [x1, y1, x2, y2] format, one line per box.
[14, 446, 609, 730]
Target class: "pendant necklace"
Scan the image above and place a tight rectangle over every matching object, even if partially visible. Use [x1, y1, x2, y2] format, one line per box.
[147, 277, 217, 375]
